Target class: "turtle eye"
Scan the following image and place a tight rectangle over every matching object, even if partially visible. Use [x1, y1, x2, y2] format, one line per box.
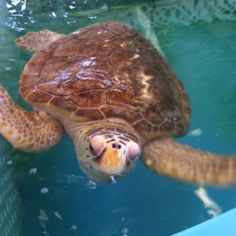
[89, 144, 97, 156]
[127, 141, 141, 161]
[89, 135, 106, 156]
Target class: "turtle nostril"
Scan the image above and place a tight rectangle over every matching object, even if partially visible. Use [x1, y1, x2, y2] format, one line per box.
[112, 142, 122, 149]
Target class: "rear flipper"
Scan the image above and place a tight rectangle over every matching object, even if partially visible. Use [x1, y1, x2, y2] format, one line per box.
[15, 30, 65, 52]
[0, 84, 63, 152]
[143, 138, 236, 186]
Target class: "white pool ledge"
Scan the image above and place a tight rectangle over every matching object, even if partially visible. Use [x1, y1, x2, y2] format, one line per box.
[173, 208, 236, 236]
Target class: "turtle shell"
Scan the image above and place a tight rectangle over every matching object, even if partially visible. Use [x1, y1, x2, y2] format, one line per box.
[20, 21, 191, 139]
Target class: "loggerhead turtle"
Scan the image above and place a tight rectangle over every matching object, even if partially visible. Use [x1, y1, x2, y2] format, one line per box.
[0, 21, 235, 184]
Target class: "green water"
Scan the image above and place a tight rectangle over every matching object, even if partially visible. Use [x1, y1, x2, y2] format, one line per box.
[0, 0, 236, 236]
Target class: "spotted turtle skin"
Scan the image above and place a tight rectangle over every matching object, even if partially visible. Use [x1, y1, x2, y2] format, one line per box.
[20, 21, 191, 139]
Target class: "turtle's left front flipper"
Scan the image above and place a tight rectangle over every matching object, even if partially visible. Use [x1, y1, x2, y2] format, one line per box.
[0, 84, 63, 152]
[15, 30, 65, 52]
[143, 138, 236, 186]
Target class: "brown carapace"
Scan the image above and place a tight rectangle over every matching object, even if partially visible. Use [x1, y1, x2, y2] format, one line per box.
[19, 22, 190, 139]
[0, 21, 234, 185]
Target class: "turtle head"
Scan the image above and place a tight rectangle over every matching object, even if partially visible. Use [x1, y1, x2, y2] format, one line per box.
[75, 127, 141, 183]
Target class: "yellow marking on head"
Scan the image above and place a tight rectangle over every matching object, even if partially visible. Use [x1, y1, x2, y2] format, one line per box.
[99, 146, 126, 174]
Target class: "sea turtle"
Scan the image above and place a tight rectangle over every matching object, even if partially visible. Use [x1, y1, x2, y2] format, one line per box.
[0, 21, 235, 184]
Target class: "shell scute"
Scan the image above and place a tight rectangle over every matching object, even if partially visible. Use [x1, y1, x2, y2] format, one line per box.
[50, 96, 77, 112]
[74, 108, 105, 121]
[26, 90, 51, 103]
[69, 91, 105, 108]
[101, 105, 142, 125]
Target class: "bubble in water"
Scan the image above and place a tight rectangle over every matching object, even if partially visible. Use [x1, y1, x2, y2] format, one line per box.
[69, 5, 76, 9]
[4, 66, 12, 71]
[89, 16, 97, 20]
[49, 11, 57, 18]
[121, 226, 129, 236]
[101, 3, 108, 11]
[71, 224, 77, 230]
[189, 128, 203, 137]
[54, 211, 63, 221]
[6, 160, 13, 166]
[87, 180, 97, 190]
[40, 187, 49, 194]
[42, 231, 50, 236]
[29, 168, 37, 175]
[63, 12, 68, 18]
[38, 209, 49, 229]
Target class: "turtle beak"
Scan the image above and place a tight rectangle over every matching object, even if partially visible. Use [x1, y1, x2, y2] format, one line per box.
[95, 145, 126, 175]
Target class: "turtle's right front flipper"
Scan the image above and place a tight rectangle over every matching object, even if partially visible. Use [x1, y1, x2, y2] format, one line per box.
[0, 84, 63, 152]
